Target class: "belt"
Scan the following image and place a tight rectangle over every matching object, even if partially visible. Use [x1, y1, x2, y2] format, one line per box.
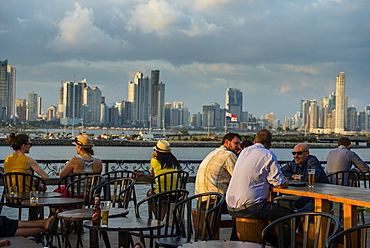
[227, 203, 254, 212]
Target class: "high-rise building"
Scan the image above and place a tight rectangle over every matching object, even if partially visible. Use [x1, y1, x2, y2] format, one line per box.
[127, 70, 165, 128]
[0, 60, 16, 122]
[47, 105, 58, 121]
[264, 112, 275, 129]
[15, 99, 27, 122]
[308, 99, 319, 130]
[27, 91, 38, 122]
[202, 103, 221, 129]
[334, 72, 346, 133]
[91, 87, 102, 124]
[225, 88, 242, 122]
[60, 81, 84, 126]
[347, 106, 357, 131]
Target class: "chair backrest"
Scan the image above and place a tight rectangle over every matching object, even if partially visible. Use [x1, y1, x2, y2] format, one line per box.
[327, 170, 360, 187]
[2, 172, 47, 207]
[357, 171, 370, 188]
[102, 170, 138, 208]
[57, 172, 97, 193]
[135, 189, 189, 236]
[261, 212, 341, 248]
[325, 222, 370, 248]
[93, 178, 134, 208]
[65, 175, 104, 208]
[173, 192, 224, 242]
[150, 171, 189, 194]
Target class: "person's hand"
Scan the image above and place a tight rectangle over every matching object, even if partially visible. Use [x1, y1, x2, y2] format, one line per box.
[0, 239, 11, 247]
[291, 174, 303, 180]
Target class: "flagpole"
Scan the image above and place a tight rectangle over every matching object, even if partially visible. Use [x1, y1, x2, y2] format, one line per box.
[224, 113, 227, 134]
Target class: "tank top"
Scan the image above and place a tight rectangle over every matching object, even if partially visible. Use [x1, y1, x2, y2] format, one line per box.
[4, 153, 32, 192]
[80, 157, 96, 173]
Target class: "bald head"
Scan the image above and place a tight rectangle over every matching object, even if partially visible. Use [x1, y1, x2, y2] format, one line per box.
[292, 143, 310, 166]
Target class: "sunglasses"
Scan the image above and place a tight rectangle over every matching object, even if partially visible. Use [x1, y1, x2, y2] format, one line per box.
[292, 151, 307, 155]
[26, 142, 33, 147]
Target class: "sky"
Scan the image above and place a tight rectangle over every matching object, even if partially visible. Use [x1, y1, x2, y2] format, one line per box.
[1, 0, 370, 121]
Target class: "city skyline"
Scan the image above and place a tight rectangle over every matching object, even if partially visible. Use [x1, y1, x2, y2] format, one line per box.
[1, 1, 370, 121]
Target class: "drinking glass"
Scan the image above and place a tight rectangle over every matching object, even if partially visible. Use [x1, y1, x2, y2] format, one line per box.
[101, 201, 111, 227]
[307, 169, 315, 187]
[9, 186, 17, 197]
[30, 191, 39, 204]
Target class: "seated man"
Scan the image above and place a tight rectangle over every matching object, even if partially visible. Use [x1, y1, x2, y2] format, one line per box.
[280, 143, 329, 211]
[226, 129, 294, 221]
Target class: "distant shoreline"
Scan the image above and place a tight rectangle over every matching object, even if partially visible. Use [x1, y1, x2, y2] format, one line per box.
[0, 139, 367, 148]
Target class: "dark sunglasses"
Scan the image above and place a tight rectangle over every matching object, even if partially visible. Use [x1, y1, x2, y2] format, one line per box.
[292, 151, 307, 155]
[26, 142, 33, 147]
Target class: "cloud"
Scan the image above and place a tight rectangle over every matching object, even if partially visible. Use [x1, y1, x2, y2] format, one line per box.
[125, 0, 220, 37]
[16, 18, 28, 26]
[48, 3, 128, 53]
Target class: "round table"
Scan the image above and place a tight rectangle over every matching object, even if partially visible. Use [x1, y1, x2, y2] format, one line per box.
[84, 217, 164, 248]
[22, 197, 85, 207]
[59, 208, 129, 247]
[5, 192, 62, 200]
[179, 240, 272, 248]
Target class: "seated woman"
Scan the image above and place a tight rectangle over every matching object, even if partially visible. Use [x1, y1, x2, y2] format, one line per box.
[57, 134, 102, 197]
[4, 133, 49, 191]
[148, 140, 181, 195]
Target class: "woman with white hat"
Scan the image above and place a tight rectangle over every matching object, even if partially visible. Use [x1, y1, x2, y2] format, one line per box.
[149, 140, 180, 195]
[60, 134, 102, 178]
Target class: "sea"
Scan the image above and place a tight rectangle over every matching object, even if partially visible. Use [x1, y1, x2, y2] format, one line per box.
[1, 144, 370, 220]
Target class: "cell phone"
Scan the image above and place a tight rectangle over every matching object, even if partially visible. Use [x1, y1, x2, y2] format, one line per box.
[143, 171, 150, 175]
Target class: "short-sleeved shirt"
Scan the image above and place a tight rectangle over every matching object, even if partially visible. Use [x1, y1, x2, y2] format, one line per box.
[226, 143, 286, 208]
[195, 146, 237, 195]
[150, 158, 179, 194]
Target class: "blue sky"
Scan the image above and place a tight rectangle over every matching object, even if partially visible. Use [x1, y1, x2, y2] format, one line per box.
[1, 0, 369, 121]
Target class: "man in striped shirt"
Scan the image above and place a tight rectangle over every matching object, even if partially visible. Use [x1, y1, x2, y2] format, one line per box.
[195, 132, 241, 213]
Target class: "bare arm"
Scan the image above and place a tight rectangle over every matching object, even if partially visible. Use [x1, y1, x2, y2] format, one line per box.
[28, 158, 49, 180]
[60, 156, 80, 178]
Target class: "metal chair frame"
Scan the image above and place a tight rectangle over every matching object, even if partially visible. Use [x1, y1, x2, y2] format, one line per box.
[261, 211, 341, 248]
[326, 222, 370, 248]
[150, 171, 189, 194]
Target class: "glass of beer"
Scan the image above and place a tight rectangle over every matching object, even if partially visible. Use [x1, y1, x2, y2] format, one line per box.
[307, 169, 315, 187]
[101, 201, 111, 227]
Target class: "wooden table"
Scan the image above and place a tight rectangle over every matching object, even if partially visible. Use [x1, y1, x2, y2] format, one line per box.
[84, 217, 164, 248]
[271, 183, 370, 230]
[22, 197, 85, 207]
[179, 240, 272, 248]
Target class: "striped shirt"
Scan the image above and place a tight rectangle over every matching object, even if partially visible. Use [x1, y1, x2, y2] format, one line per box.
[195, 146, 237, 195]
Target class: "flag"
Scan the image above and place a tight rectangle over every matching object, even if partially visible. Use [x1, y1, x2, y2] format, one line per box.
[226, 112, 238, 122]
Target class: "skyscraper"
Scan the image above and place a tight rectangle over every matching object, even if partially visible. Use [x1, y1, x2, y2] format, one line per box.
[27, 91, 38, 122]
[334, 72, 345, 133]
[225, 88, 242, 121]
[60, 81, 84, 126]
[15, 99, 27, 122]
[0, 60, 16, 122]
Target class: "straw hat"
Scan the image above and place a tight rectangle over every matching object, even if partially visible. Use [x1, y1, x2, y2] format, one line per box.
[72, 135, 94, 148]
[153, 140, 171, 153]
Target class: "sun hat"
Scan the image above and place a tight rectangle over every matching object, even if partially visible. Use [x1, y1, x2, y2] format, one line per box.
[153, 140, 171, 153]
[72, 135, 94, 148]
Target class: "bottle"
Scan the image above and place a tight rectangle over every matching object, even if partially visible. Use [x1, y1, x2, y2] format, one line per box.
[92, 195, 101, 225]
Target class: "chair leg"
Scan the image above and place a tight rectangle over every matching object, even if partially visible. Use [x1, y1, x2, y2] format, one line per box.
[100, 230, 111, 248]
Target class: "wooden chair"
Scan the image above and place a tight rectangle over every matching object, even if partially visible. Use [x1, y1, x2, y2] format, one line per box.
[150, 171, 189, 194]
[102, 170, 138, 209]
[325, 222, 370, 248]
[1, 172, 46, 219]
[132, 189, 190, 248]
[261, 212, 341, 248]
[155, 192, 224, 248]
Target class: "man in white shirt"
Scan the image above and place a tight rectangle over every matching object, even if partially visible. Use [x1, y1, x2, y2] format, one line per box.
[226, 129, 294, 221]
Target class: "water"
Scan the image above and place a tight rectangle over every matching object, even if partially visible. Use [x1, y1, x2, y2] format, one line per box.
[1, 145, 370, 161]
